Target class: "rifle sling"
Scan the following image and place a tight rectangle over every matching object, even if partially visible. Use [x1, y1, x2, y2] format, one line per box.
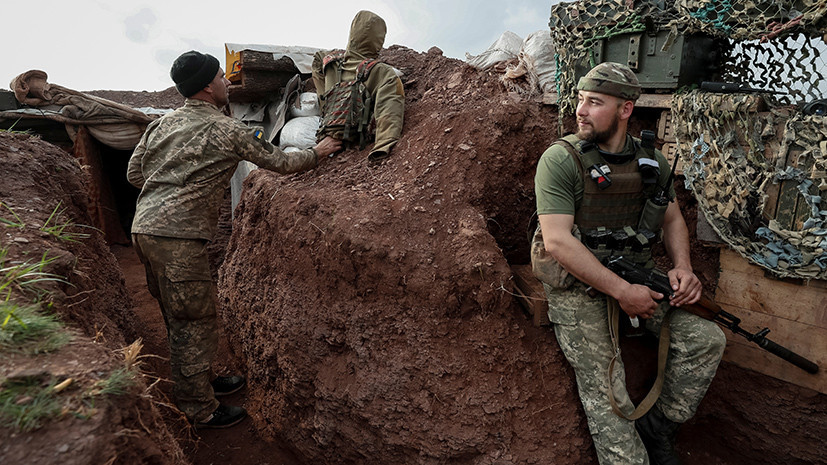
[607, 296, 675, 421]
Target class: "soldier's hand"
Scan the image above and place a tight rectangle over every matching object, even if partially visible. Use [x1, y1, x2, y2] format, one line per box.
[667, 267, 702, 307]
[617, 283, 661, 319]
[314, 137, 342, 158]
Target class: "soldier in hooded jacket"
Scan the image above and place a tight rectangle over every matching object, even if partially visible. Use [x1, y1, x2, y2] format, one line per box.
[534, 62, 725, 464]
[312, 10, 405, 163]
[127, 50, 340, 429]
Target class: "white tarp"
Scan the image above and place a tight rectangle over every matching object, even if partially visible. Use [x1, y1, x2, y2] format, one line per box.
[465, 31, 523, 70]
[225, 43, 322, 74]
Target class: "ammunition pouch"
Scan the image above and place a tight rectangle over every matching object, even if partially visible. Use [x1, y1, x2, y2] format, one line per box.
[637, 197, 670, 233]
[531, 224, 579, 289]
[582, 226, 658, 268]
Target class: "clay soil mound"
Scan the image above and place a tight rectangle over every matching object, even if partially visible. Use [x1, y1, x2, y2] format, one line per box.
[219, 46, 592, 464]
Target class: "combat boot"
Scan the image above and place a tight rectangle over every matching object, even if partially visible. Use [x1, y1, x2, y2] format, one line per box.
[195, 403, 247, 429]
[635, 406, 682, 465]
[211, 375, 245, 396]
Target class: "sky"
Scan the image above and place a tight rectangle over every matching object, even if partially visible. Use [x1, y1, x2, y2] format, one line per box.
[3, 0, 557, 92]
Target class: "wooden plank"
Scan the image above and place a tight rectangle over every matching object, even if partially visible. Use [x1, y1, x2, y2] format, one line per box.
[657, 110, 675, 142]
[717, 302, 826, 393]
[716, 264, 827, 328]
[636, 93, 672, 109]
[541, 92, 672, 109]
[775, 179, 800, 230]
[793, 155, 816, 230]
[511, 265, 550, 326]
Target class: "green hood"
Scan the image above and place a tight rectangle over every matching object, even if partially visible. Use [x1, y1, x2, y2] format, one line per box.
[346, 10, 386, 60]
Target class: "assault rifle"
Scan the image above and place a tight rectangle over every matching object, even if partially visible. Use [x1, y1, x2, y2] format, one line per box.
[605, 256, 819, 374]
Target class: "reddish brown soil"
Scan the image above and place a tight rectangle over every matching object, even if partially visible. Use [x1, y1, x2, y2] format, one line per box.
[2, 45, 825, 465]
[0, 132, 185, 465]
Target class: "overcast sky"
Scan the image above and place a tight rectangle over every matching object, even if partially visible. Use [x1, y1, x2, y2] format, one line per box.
[3, 0, 556, 92]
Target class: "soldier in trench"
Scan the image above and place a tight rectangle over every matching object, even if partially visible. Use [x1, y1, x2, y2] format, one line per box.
[533, 62, 726, 464]
[127, 50, 341, 428]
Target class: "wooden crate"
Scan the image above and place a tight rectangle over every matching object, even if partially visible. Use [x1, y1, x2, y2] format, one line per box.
[227, 50, 301, 103]
[511, 265, 550, 327]
[714, 249, 827, 393]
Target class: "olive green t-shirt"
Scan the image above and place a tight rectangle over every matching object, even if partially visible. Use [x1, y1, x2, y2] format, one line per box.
[534, 135, 675, 216]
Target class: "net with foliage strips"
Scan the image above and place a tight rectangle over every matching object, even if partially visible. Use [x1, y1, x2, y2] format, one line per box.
[549, 0, 827, 280]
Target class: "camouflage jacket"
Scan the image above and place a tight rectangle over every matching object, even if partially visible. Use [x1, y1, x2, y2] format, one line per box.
[312, 10, 404, 159]
[127, 99, 318, 240]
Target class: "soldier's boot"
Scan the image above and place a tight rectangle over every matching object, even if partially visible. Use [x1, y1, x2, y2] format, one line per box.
[211, 375, 245, 396]
[635, 406, 682, 465]
[195, 404, 247, 429]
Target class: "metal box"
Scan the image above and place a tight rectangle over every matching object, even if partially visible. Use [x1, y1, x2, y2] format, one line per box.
[575, 30, 724, 91]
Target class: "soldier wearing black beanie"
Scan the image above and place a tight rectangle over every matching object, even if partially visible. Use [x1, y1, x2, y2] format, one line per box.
[170, 50, 220, 98]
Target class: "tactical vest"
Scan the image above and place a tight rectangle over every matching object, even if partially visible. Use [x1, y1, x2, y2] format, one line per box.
[555, 134, 662, 264]
[317, 50, 379, 149]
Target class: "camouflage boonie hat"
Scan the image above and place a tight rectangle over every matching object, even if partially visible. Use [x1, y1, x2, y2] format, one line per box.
[577, 62, 641, 101]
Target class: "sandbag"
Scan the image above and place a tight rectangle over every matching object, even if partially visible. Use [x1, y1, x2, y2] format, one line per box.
[279, 116, 320, 149]
[520, 31, 557, 94]
[465, 31, 523, 70]
[289, 92, 321, 117]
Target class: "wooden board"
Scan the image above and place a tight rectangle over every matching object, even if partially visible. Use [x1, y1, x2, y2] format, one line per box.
[657, 110, 675, 142]
[715, 249, 827, 393]
[511, 265, 550, 327]
[228, 51, 301, 103]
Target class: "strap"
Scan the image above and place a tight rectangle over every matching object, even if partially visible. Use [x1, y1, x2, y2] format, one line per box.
[606, 297, 675, 421]
[357, 59, 379, 81]
[553, 139, 585, 178]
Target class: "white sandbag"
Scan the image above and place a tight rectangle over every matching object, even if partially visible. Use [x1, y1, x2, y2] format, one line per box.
[278, 116, 320, 149]
[520, 31, 557, 94]
[289, 92, 321, 117]
[465, 31, 523, 70]
[283, 146, 303, 152]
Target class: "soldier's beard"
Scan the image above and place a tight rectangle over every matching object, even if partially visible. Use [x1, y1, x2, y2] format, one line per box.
[577, 113, 620, 146]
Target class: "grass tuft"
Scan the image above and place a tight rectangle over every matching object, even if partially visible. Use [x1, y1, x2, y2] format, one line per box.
[39, 202, 95, 242]
[0, 202, 25, 229]
[94, 368, 135, 397]
[0, 301, 71, 354]
[0, 376, 62, 432]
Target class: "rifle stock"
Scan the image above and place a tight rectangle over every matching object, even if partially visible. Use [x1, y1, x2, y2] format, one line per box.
[605, 256, 819, 374]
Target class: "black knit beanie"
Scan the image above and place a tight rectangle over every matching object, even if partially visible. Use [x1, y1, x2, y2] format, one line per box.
[170, 51, 220, 98]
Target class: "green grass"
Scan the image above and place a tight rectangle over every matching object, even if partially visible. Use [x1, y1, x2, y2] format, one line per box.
[0, 301, 70, 354]
[0, 249, 68, 302]
[0, 202, 25, 229]
[39, 202, 93, 242]
[93, 368, 135, 396]
[0, 377, 62, 432]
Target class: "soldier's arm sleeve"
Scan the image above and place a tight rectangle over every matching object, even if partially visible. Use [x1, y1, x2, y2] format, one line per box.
[127, 127, 150, 188]
[369, 67, 405, 158]
[311, 50, 328, 96]
[535, 148, 578, 216]
[225, 122, 318, 175]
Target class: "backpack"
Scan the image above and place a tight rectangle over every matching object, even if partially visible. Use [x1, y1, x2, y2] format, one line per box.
[317, 50, 379, 149]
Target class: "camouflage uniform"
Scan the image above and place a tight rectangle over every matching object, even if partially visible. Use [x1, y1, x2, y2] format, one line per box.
[535, 63, 726, 464]
[128, 98, 318, 421]
[312, 10, 405, 161]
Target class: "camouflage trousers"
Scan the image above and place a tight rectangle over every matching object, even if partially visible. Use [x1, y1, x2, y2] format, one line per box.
[545, 283, 725, 465]
[133, 234, 220, 422]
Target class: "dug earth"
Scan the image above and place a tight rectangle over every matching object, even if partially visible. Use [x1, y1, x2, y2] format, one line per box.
[1, 45, 824, 465]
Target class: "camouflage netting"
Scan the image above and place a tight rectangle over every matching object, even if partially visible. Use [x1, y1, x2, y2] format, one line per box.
[674, 92, 827, 279]
[549, 0, 827, 112]
[549, 0, 827, 280]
